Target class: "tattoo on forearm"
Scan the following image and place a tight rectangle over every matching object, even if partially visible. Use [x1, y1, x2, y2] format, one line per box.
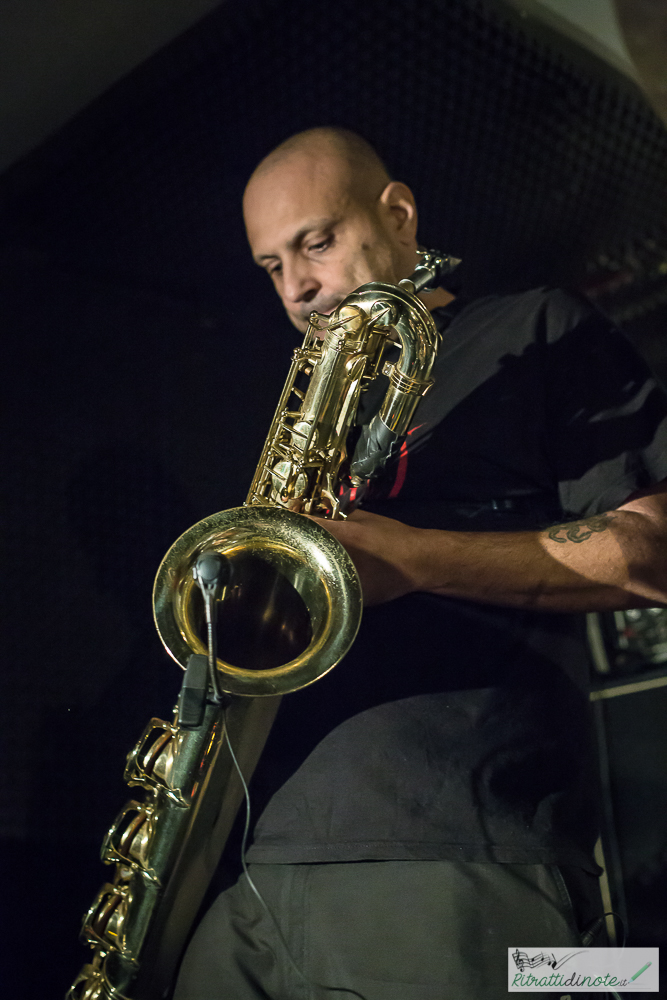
[546, 512, 616, 544]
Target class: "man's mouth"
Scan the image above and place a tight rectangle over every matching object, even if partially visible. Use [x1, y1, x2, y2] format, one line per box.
[318, 300, 341, 316]
[298, 300, 341, 324]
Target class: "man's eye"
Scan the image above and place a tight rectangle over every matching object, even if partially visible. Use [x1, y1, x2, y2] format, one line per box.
[309, 237, 332, 253]
[268, 264, 282, 277]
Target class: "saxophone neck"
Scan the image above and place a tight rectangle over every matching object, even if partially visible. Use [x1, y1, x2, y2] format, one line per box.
[343, 257, 455, 489]
[247, 250, 457, 514]
[399, 248, 462, 295]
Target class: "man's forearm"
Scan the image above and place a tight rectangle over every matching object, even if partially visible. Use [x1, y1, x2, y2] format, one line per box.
[414, 509, 667, 612]
[316, 490, 667, 610]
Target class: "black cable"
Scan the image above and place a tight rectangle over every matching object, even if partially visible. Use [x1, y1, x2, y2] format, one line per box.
[192, 547, 365, 997]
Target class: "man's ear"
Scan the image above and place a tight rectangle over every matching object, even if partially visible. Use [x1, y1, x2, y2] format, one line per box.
[378, 181, 418, 244]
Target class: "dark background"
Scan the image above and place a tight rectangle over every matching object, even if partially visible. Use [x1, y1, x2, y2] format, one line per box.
[1, 0, 667, 995]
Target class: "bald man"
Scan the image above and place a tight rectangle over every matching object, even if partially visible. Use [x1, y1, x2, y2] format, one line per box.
[175, 129, 667, 999]
[243, 128, 455, 333]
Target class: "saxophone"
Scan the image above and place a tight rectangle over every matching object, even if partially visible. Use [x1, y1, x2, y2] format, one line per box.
[67, 250, 458, 1000]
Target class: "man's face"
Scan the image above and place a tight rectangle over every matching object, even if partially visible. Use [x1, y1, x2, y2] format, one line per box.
[243, 152, 400, 333]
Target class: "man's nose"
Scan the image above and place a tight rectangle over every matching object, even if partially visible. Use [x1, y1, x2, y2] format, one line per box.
[281, 261, 320, 305]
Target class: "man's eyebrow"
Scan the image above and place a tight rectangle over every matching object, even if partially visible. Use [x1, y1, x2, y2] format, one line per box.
[254, 218, 337, 264]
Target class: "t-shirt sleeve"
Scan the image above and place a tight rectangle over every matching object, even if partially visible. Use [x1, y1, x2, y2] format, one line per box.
[542, 291, 667, 516]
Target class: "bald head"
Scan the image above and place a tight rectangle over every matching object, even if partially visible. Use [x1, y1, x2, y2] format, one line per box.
[243, 128, 421, 332]
[247, 127, 392, 208]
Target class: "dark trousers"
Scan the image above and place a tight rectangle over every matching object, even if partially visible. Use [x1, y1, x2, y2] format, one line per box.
[174, 860, 599, 1000]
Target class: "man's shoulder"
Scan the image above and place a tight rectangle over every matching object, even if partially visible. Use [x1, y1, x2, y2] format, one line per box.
[443, 286, 602, 352]
[460, 285, 593, 324]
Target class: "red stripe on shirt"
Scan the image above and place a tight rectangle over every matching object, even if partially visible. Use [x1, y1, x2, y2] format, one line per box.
[388, 440, 409, 498]
[388, 424, 424, 499]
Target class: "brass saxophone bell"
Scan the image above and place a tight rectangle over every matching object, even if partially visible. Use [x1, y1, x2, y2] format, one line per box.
[153, 505, 362, 697]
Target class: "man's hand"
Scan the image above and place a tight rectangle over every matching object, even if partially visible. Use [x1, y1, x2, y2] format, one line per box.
[309, 509, 423, 606]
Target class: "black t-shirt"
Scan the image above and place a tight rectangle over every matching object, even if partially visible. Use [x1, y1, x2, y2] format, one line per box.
[246, 288, 667, 873]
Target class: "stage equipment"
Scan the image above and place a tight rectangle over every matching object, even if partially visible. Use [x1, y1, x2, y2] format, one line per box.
[67, 250, 458, 1000]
